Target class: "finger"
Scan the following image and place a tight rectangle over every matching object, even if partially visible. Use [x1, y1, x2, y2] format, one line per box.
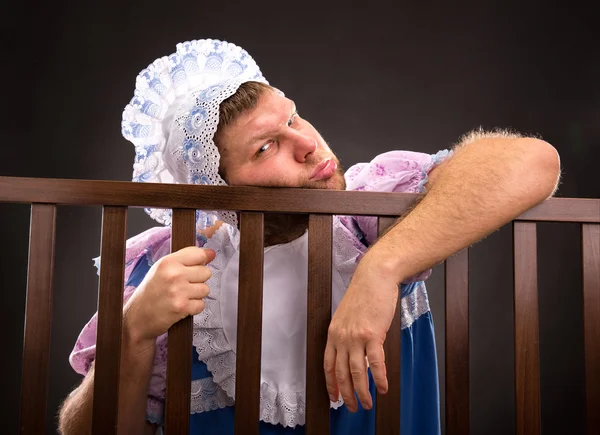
[349, 350, 372, 410]
[324, 343, 339, 402]
[335, 350, 357, 412]
[366, 340, 388, 394]
[183, 265, 212, 283]
[203, 248, 216, 264]
[186, 282, 210, 300]
[171, 246, 216, 266]
[185, 299, 206, 316]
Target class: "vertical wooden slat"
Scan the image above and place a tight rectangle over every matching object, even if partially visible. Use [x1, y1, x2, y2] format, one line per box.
[19, 204, 56, 435]
[306, 214, 333, 435]
[445, 248, 469, 435]
[375, 216, 401, 435]
[513, 221, 540, 435]
[582, 223, 600, 435]
[92, 206, 128, 435]
[165, 208, 197, 434]
[234, 212, 264, 435]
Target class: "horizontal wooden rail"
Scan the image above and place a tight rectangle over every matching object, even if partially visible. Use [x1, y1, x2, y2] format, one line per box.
[0, 177, 598, 222]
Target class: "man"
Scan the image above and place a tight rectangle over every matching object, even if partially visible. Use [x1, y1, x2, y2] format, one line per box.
[58, 39, 560, 435]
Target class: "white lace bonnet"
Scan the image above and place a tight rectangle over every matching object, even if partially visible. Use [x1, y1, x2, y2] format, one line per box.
[121, 39, 269, 229]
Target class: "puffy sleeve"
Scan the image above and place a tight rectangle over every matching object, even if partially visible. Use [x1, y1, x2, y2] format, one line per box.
[344, 149, 452, 282]
[68, 226, 175, 425]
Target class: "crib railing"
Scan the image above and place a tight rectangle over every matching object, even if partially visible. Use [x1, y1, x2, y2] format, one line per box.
[2, 176, 598, 435]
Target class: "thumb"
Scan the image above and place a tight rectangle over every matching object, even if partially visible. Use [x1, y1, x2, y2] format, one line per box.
[203, 248, 216, 264]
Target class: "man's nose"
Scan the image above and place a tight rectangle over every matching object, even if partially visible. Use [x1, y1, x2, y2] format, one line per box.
[290, 131, 318, 162]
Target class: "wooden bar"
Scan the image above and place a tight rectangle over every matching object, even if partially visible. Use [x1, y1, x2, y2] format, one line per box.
[517, 197, 600, 223]
[234, 213, 264, 435]
[0, 177, 418, 216]
[165, 208, 197, 434]
[582, 224, 600, 435]
[92, 206, 128, 435]
[513, 222, 541, 435]
[306, 214, 333, 435]
[19, 204, 56, 435]
[375, 216, 401, 435]
[445, 249, 469, 435]
[0, 177, 598, 222]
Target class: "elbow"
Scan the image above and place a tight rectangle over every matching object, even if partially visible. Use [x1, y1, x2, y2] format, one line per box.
[57, 402, 72, 435]
[519, 138, 561, 200]
[57, 397, 75, 435]
[57, 392, 89, 435]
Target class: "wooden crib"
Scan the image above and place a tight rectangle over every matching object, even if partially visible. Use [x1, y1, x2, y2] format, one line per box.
[1, 176, 598, 435]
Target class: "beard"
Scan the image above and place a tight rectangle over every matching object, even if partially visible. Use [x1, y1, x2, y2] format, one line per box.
[262, 162, 346, 246]
[299, 170, 347, 190]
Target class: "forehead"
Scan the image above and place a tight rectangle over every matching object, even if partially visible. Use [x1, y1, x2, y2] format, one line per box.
[234, 90, 294, 133]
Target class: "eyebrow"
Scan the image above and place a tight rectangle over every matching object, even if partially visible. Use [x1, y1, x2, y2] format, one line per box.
[244, 101, 297, 148]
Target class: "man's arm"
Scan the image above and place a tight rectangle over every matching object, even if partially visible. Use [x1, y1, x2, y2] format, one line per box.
[324, 132, 561, 411]
[371, 132, 560, 281]
[59, 246, 216, 434]
[58, 309, 158, 435]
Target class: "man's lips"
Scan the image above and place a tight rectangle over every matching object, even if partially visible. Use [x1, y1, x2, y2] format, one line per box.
[310, 159, 338, 181]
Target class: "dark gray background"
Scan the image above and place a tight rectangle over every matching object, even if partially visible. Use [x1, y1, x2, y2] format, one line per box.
[2, 1, 598, 434]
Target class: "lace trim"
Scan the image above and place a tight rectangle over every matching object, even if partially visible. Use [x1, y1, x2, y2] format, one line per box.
[146, 396, 165, 426]
[192, 224, 238, 398]
[401, 282, 430, 329]
[191, 377, 234, 413]
[416, 149, 453, 193]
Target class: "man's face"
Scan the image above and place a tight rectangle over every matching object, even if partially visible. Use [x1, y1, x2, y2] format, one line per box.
[217, 90, 346, 190]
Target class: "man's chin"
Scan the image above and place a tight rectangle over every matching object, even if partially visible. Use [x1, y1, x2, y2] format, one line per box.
[303, 173, 346, 191]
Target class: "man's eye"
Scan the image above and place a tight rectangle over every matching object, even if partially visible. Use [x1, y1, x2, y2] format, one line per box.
[258, 142, 271, 154]
[287, 113, 298, 127]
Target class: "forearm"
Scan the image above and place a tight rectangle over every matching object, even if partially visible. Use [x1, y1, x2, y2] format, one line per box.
[58, 321, 157, 435]
[116, 322, 158, 434]
[367, 136, 561, 282]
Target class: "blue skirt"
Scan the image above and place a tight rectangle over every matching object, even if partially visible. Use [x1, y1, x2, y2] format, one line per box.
[186, 311, 440, 435]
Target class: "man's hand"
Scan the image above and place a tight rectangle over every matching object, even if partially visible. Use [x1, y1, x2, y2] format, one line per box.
[123, 246, 216, 342]
[323, 251, 400, 412]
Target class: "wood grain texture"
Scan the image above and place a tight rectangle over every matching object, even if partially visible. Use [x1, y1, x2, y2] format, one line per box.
[375, 216, 401, 435]
[19, 204, 56, 435]
[92, 206, 127, 435]
[1, 176, 597, 222]
[234, 213, 264, 435]
[165, 208, 197, 435]
[306, 214, 333, 435]
[0, 177, 428, 217]
[582, 224, 600, 435]
[445, 249, 469, 435]
[513, 222, 541, 435]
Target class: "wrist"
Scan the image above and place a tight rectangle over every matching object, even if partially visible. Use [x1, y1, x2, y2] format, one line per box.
[361, 245, 408, 285]
[122, 303, 156, 350]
